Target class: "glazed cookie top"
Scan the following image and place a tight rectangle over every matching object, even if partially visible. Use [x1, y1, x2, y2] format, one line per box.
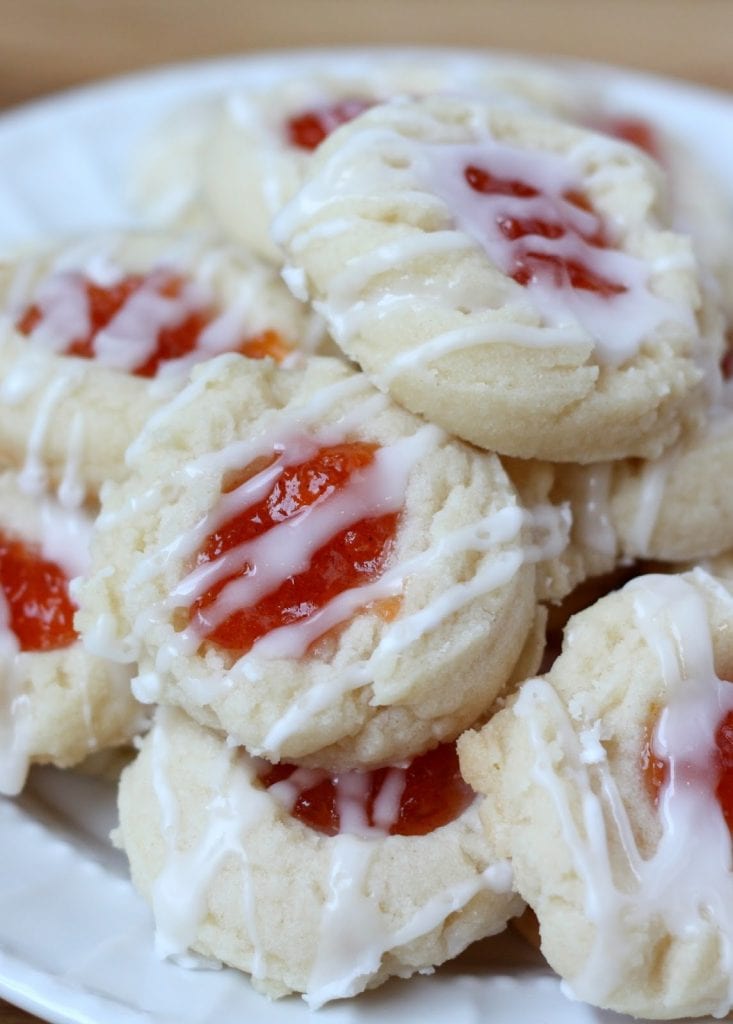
[274, 94, 720, 462]
[118, 707, 522, 1005]
[459, 569, 733, 1020]
[0, 472, 138, 794]
[0, 230, 325, 497]
[131, 56, 582, 262]
[77, 354, 558, 769]
[0, 229, 324, 377]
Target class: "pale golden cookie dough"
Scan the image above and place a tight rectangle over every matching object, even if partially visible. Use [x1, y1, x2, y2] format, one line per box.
[459, 568, 733, 1020]
[78, 354, 541, 770]
[117, 707, 524, 1005]
[0, 229, 324, 497]
[275, 94, 720, 462]
[0, 473, 143, 795]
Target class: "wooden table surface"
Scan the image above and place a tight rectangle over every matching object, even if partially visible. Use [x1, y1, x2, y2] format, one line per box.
[1, 0, 732, 1021]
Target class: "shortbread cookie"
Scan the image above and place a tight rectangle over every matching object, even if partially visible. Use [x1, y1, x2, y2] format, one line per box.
[117, 707, 523, 1005]
[132, 57, 581, 263]
[274, 94, 720, 462]
[459, 569, 733, 1019]
[77, 354, 550, 769]
[0, 230, 323, 497]
[0, 473, 142, 795]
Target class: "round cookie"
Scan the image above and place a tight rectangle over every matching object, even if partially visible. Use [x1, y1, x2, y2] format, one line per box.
[130, 56, 582, 263]
[0, 229, 324, 497]
[77, 354, 548, 769]
[117, 706, 523, 1005]
[459, 568, 733, 1020]
[0, 472, 143, 795]
[274, 93, 720, 462]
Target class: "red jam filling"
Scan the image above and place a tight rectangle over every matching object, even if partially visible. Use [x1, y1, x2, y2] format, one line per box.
[258, 741, 474, 837]
[599, 116, 661, 162]
[464, 163, 627, 298]
[643, 708, 733, 832]
[190, 442, 399, 654]
[16, 272, 292, 376]
[286, 98, 374, 150]
[0, 532, 77, 652]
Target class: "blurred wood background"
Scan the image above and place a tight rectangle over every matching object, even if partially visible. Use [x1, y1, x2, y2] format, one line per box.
[0, 0, 730, 1020]
[0, 0, 732, 111]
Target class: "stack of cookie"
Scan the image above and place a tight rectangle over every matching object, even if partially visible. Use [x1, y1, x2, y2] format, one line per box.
[3, 54, 733, 1018]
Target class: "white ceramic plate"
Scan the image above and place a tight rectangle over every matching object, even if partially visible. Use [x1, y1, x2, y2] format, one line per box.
[0, 50, 732, 1024]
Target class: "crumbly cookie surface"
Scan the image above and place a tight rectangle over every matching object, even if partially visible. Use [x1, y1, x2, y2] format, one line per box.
[459, 568, 733, 1019]
[77, 353, 542, 769]
[274, 94, 720, 462]
[0, 473, 142, 794]
[117, 707, 523, 1005]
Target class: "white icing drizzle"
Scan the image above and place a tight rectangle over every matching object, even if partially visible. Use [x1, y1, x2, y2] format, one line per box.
[144, 711, 506, 1007]
[623, 454, 674, 556]
[150, 708, 268, 980]
[423, 140, 683, 366]
[306, 817, 508, 1009]
[378, 321, 588, 387]
[571, 464, 617, 557]
[37, 497, 93, 580]
[265, 757, 409, 840]
[259, 502, 567, 756]
[172, 427, 433, 637]
[125, 363, 381, 474]
[16, 367, 84, 497]
[622, 403, 733, 559]
[274, 107, 694, 376]
[6, 234, 303, 390]
[515, 572, 733, 1014]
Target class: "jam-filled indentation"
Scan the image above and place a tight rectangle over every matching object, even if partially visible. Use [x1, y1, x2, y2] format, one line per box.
[190, 442, 400, 655]
[463, 163, 627, 298]
[286, 98, 374, 151]
[599, 116, 661, 162]
[0, 531, 77, 652]
[643, 708, 733, 833]
[17, 270, 292, 376]
[258, 741, 474, 837]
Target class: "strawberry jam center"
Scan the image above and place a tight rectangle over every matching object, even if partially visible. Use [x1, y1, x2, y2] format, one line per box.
[258, 741, 474, 837]
[600, 116, 661, 161]
[190, 442, 399, 654]
[0, 532, 77, 652]
[286, 98, 374, 150]
[16, 271, 292, 376]
[643, 709, 733, 832]
[464, 163, 627, 298]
